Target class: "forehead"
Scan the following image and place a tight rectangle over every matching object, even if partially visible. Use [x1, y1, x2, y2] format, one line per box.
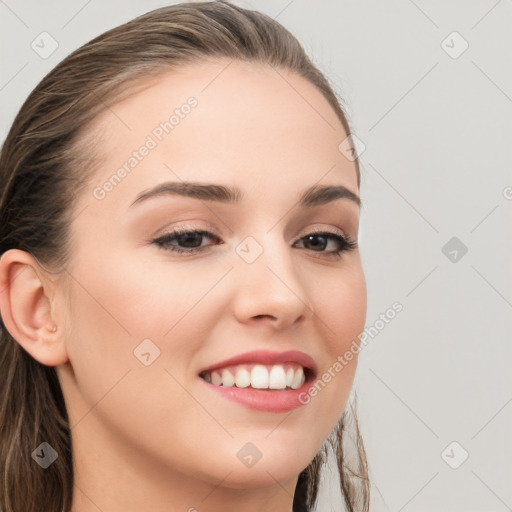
[81, 59, 358, 213]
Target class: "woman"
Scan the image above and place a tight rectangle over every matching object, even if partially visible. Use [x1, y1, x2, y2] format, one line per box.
[0, 2, 369, 511]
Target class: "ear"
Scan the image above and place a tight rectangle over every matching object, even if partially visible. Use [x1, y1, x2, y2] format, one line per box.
[0, 248, 69, 366]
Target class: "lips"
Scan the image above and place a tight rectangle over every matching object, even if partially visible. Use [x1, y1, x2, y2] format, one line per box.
[198, 349, 316, 385]
[197, 350, 317, 413]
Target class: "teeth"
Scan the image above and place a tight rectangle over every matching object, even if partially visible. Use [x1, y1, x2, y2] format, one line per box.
[203, 363, 307, 390]
[290, 367, 305, 389]
[251, 365, 269, 389]
[285, 368, 294, 387]
[269, 365, 287, 389]
[221, 369, 235, 387]
[235, 368, 251, 388]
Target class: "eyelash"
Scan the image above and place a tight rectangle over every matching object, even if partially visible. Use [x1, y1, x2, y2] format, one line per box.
[151, 226, 358, 259]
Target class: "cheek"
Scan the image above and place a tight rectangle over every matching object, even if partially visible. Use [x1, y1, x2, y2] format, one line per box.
[67, 251, 206, 340]
[305, 262, 366, 410]
[62, 252, 222, 401]
[62, 257, 233, 475]
[317, 261, 367, 354]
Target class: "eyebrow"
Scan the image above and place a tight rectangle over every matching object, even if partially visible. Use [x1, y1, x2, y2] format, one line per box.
[129, 181, 360, 209]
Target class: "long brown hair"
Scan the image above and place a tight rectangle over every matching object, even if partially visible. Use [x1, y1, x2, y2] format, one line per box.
[0, 2, 369, 510]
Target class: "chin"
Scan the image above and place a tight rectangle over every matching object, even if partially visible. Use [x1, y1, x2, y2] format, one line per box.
[225, 438, 318, 489]
[179, 437, 316, 490]
[219, 460, 305, 489]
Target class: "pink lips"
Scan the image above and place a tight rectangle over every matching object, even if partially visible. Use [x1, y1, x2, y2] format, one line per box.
[198, 349, 317, 375]
[198, 350, 317, 413]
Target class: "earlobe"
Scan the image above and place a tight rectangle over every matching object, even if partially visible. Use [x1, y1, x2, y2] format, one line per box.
[0, 249, 69, 367]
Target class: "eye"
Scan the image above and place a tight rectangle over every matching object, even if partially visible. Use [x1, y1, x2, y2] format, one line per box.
[151, 226, 357, 258]
[152, 227, 221, 254]
[293, 228, 358, 259]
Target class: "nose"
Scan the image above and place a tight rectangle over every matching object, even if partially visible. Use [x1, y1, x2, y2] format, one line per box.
[231, 234, 314, 330]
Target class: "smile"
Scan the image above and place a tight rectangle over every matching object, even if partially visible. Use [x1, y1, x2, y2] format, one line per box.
[197, 349, 317, 413]
[199, 363, 307, 390]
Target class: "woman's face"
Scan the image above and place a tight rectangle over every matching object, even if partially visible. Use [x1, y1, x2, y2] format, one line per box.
[58, 59, 366, 491]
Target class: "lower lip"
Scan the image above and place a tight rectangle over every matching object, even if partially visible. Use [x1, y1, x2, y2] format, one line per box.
[199, 377, 312, 413]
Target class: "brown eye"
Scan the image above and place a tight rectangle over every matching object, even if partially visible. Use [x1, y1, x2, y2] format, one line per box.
[295, 231, 358, 258]
[153, 229, 220, 254]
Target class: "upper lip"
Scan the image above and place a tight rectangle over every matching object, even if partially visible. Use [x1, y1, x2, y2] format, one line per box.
[198, 349, 317, 377]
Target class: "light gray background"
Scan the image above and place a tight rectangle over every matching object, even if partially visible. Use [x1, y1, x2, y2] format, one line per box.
[1, 1, 511, 511]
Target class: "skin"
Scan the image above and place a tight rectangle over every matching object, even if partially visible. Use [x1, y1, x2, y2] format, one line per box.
[0, 59, 366, 512]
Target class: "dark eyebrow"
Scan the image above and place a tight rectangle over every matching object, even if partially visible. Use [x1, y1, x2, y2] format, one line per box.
[130, 181, 242, 207]
[299, 184, 360, 208]
[129, 181, 360, 208]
